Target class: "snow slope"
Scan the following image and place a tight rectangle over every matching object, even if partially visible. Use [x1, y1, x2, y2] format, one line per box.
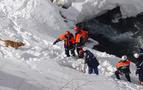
[0, 0, 143, 90]
[60, 0, 143, 22]
[0, 38, 142, 90]
[0, 0, 69, 40]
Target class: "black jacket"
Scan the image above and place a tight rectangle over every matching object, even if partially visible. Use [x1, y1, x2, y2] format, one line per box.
[136, 55, 143, 73]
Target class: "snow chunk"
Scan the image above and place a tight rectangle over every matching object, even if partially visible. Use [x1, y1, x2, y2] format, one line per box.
[61, 0, 143, 22]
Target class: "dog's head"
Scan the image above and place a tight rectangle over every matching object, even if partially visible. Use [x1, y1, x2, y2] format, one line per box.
[18, 42, 25, 46]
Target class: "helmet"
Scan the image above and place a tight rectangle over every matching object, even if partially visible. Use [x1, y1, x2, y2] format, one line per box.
[74, 26, 80, 32]
[65, 31, 70, 35]
[121, 55, 127, 60]
[133, 53, 139, 58]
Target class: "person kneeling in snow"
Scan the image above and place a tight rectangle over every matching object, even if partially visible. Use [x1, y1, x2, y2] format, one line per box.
[115, 55, 131, 82]
[84, 50, 99, 74]
[134, 53, 143, 85]
[53, 31, 75, 57]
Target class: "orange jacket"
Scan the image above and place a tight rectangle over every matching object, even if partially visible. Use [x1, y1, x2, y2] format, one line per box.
[58, 33, 75, 46]
[75, 32, 83, 43]
[58, 34, 66, 40]
[116, 60, 130, 69]
[81, 29, 88, 38]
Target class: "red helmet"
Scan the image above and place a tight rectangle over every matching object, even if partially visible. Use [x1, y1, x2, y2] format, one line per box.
[74, 26, 80, 32]
[65, 30, 70, 35]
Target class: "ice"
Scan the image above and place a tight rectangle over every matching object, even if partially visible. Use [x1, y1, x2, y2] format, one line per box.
[60, 0, 143, 22]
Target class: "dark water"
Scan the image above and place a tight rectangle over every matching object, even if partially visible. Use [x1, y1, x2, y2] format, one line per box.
[76, 7, 143, 60]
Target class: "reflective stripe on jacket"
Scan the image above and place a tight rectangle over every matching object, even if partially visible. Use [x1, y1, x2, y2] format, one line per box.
[116, 60, 130, 69]
[75, 32, 82, 43]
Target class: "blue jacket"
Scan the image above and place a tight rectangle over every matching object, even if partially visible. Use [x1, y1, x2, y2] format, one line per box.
[85, 50, 99, 67]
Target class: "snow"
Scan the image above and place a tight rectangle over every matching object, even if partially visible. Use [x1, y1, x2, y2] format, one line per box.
[0, 0, 69, 40]
[0, 0, 142, 90]
[60, 0, 143, 22]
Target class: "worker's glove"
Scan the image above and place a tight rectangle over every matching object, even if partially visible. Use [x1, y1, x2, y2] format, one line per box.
[53, 41, 57, 45]
[73, 44, 77, 48]
[75, 43, 81, 47]
[72, 43, 77, 48]
[53, 39, 60, 45]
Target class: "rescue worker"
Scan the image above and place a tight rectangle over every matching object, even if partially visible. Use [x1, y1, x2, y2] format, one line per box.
[80, 29, 88, 43]
[84, 50, 99, 74]
[74, 26, 88, 44]
[134, 53, 143, 85]
[74, 26, 88, 58]
[115, 55, 131, 82]
[53, 31, 75, 57]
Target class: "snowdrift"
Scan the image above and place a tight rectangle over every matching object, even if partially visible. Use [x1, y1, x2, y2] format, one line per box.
[0, 0, 68, 40]
[60, 0, 143, 22]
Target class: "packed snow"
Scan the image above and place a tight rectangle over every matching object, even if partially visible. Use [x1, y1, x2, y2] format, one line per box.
[0, 0, 142, 90]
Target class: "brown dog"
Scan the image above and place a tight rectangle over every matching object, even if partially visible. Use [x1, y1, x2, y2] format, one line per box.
[0, 39, 25, 49]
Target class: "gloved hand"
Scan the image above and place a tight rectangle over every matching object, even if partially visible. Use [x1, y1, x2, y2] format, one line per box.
[73, 44, 77, 48]
[117, 70, 123, 75]
[53, 42, 56, 45]
[53, 41, 57, 45]
[75, 43, 81, 47]
[53, 39, 60, 45]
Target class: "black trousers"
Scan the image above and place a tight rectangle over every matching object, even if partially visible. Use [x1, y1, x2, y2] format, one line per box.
[88, 66, 99, 75]
[139, 72, 143, 82]
[65, 48, 75, 57]
[115, 71, 131, 82]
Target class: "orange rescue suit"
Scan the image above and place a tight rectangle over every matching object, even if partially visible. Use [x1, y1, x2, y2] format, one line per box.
[58, 33, 75, 47]
[75, 32, 83, 44]
[116, 60, 130, 69]
[81, 30, 88, 39]
[75, 30, 88, 45]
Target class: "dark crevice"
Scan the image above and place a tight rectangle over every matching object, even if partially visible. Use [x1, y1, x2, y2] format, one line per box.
[76, 7, 143, 60]
[51, 0, 71, 9]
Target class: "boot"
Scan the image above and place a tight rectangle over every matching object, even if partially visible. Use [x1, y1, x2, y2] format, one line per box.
[125, 74, 131, 82]
[115, 71, 120, 80]
[65, 49, 70, 57]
